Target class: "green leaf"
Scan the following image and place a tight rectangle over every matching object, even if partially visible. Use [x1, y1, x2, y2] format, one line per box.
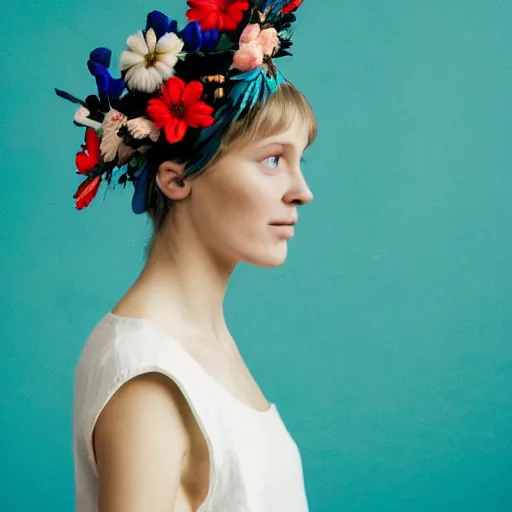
[214, 33, 236, 52]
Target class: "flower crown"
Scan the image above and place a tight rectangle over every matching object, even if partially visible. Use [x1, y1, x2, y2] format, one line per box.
[55, 0, 304, 213]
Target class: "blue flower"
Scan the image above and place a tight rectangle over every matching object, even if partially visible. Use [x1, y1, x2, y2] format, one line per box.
[145, 10, 219, 53]
[145, 10, 178, 40]
[87, 48, 125, 100]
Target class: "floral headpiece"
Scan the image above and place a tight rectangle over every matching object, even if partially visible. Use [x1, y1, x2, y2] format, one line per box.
[55, 0, 304, 212]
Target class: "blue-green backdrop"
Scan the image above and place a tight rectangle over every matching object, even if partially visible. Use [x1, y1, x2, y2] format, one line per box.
[1, 1, 511, 510]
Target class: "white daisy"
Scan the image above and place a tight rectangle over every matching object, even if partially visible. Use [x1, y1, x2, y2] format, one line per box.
[119, 28, 184, 94]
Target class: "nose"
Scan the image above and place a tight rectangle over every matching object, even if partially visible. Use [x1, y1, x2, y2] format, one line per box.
[284, 171, 314, 206]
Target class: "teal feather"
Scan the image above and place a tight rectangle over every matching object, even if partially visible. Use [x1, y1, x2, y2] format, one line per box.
[186, 66, 288, 175]
[237, 79, 259, 116]
[230, 68, 262, 82]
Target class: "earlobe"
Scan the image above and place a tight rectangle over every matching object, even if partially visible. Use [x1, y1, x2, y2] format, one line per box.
[155, 161, 190, 201]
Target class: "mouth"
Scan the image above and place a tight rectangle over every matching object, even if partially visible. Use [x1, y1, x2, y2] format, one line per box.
[269, 224, 295, 238]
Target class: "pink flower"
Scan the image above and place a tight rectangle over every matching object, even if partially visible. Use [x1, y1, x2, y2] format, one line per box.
[232, 23, 280, 72]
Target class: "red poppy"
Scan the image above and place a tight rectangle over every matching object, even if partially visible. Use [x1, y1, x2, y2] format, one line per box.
[73, 176, 102, 210]
[75, 128, 101, 174]
[147, 76, 215, 144]
[186, 0, 250, 32]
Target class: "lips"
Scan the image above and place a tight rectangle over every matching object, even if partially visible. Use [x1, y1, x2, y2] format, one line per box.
[269, 219, 297, 226]
[269, 223, 295, 238]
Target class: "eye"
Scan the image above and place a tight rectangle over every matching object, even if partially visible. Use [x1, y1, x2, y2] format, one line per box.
[262, 155, 281, 169]
[300, 156, 307, 164]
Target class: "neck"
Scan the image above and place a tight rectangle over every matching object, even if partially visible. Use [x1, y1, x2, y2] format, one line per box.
[130, 227, 236, 342]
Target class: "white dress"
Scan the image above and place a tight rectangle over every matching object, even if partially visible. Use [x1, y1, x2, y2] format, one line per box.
[73, 311, 310, 511]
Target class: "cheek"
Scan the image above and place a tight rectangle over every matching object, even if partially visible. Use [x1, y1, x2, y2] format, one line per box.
[216, 170, 276, 223]
[193, 162, 282, 244]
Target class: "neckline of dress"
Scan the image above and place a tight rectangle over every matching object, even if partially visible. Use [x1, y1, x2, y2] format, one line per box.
[106, 311, 278, 417]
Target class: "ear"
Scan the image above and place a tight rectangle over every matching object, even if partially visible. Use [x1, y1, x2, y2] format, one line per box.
[155, 160, 191, 202]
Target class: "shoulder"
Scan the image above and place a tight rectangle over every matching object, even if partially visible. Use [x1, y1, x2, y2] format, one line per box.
[93, 372, 191, 510]
[94, 371, 191, 456]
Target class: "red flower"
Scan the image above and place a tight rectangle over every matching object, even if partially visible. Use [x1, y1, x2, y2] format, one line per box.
[186, 0, 250, 32]
[73, 128, 102, 209]
[147, 76, 215, 144]
[282, 0, 303, 15]
[73, 176, 102, 210]
[75, 128, 101, 174]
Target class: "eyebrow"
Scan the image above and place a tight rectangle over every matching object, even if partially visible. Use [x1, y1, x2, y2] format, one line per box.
[255, 140, 306, 153]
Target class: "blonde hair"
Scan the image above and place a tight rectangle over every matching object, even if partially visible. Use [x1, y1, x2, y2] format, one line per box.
[145, 81, 317, 240]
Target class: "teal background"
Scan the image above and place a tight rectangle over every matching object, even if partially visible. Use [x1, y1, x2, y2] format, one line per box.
[1, 0, 511, 510]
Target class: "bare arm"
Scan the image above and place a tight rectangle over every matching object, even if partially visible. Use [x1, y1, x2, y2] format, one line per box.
[93, 372, 191, 512]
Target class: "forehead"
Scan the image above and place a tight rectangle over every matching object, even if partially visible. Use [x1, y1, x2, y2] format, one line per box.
[250, 113, 310, 152]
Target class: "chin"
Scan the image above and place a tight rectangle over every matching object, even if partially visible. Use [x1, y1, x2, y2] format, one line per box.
[242, 244, 289, 268]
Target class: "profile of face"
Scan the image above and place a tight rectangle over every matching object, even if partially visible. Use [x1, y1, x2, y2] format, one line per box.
[156, 112, 314, 268]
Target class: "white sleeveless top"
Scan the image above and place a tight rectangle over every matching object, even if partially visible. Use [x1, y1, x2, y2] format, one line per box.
[73, 312, 310, 511]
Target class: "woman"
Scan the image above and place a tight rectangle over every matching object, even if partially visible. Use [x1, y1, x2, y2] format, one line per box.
[58, 1, 317, 510]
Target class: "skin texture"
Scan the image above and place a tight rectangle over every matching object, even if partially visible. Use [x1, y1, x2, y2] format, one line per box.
[94, 111, 314, 511]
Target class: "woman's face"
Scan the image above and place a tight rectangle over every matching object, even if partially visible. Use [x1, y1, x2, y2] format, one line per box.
[188, 112, 314, 268]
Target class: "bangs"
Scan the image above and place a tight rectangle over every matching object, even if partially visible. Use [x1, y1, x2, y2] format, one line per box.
[213, 82, 317, 161]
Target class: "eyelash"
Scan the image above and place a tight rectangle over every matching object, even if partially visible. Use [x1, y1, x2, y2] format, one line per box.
[262, 155, 307, 168]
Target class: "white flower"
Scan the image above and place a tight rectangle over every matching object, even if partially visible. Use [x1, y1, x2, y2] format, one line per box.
[73, 106, 102, 130]
[100, 109, 127, 162]
[126, 117, 160, 142]
[100, 111, 161, 163]
[119, 28, 184, 94]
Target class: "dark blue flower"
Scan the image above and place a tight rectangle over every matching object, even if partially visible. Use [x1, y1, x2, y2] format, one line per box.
[87, 48, 125, 100]
[201, 27, 220, 51]
[145, 10, 219, 53]
[146, 10, 178, 40]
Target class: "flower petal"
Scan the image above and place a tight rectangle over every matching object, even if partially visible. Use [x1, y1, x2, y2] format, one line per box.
[186, 112, 215, 128]
[147, 10, 178, 40]
[232, 45, 263, 71]
[74, 176, 101, 210]
[126, 117, 160, 141]
[230, 1, 250, 10]
[119, 50, 145, 71]
[153, 60, 174, 80]
[162, 76, 185, 105]
[156, 53, 179, 72]
[258, 27, 279, 55]
[186, 7, 206, 23]
[100, 130, 123, 162]
[156, 32, 184, 55]
[74, 106, 102, 130]
[85, 127, 101, 161]
[89, 47, 112, 68]
[240, 23, 260, 44]
[185, 101, 214, 128]
[181, 81, 204, 107]
[188, 101, 214, 116]
[126, 31, 148, 55]
[202, 29, 219, 51]
[126, 65, 162, 93]
[147, 98, 172, 127]
[208, 11, 222, 31]
[145, 28, 157, 53]
[179, 21, 202, 53]
[164, 117, 188, 143]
